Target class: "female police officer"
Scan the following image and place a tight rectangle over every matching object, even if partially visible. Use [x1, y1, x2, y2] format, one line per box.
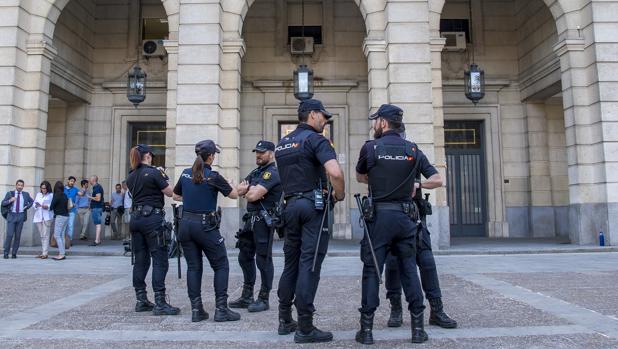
[126, 144, 180, 316]
[172, 140, 241, 322]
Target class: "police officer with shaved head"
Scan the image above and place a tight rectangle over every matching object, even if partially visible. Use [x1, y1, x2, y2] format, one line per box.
[275, 99, 345, 343]
[229, 140, 281, 313]
[355, 104, 434, 344]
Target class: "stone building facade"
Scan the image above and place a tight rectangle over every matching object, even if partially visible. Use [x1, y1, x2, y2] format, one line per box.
[0, 0, 616, 249]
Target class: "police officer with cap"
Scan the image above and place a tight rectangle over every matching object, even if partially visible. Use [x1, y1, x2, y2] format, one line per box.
[275, 98, 345, 343]
[172, 140, 241, 323]
[229, 140, 282, 312]
[383, 124, 457, 330]
[355, 104, 431, 344]
[126, 144, 180, 316]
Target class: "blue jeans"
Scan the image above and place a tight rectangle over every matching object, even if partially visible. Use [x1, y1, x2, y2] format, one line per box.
[91, 208, 103, 226]
[54, 215, 69, 256]
[64, 211, 76, 240]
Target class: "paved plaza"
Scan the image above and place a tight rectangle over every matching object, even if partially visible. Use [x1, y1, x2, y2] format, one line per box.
[1, 249, 618, 348]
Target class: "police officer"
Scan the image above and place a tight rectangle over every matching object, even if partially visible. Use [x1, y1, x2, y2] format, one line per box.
[275, 99, 345, 343]
[229, 140, 282, 312]
[172, 140, 241, 323]
[355, 104, 430, 344]
[382, 124, 457, 330]
[126, 144, 180, 316]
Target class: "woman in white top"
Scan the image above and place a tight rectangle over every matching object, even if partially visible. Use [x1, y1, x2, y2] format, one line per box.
[33, 181, 53, 259]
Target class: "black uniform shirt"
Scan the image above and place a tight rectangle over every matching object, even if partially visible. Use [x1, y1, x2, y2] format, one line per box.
[126, 165, 169, 209]
[356, 130, 438, 179]
[244, 162, 282, 211]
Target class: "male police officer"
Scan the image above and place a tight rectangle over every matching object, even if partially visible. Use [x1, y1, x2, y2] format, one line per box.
[355, 104, 431, 344]
[229, 140, 282, 312]
[275, 99, 345, 343]
[382, 124, 457, 330]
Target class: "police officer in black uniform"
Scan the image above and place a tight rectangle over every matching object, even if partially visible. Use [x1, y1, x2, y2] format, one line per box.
[126, 144, 180, 316]
[355, 104, 430, 344]
[382, 124, 457, 330]
[275, 99, 345, 343]
[172, 140, 241, 323]
[229, 140, 282, 312]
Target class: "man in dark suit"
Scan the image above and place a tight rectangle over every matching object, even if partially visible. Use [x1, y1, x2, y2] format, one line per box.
[2, 179, 33, 259]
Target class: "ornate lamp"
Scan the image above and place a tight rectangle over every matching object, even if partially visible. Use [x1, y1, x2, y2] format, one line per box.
[294, 64, 314, 100]
[127, 65, 146, 107]
[464, 63, 485, 104]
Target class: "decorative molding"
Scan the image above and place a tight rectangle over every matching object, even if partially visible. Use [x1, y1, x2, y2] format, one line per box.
[553, 38, 585, 57]
[26, 37, 57, 60]
[222, 39, 246, 58]
[430, 37, 446, 52]
[252, 79, 358, 93]
[362, 37, 386, 57]
[162, 40, 179, 55]
[101, 81, 168, 93]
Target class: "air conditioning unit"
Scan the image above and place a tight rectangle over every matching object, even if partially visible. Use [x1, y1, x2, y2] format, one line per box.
[441, 32, 466, 51]
[142, 39, 166, 57]
[290, 37, 314, 55]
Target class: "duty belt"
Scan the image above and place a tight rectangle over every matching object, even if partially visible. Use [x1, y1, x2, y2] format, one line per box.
[182, 211, 216, 221]
[374, 202, 411, 212]
[134, 205, 164, 215]
[284, 190, 314, 201]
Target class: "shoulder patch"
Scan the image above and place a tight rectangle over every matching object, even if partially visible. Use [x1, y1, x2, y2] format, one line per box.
[262, 171, 271, 180]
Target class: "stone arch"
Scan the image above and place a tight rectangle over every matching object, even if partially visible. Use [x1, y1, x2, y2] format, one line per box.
[221, 0, 386, 39]
[427, 0, 576, 37]
[27, 0, 180, 41]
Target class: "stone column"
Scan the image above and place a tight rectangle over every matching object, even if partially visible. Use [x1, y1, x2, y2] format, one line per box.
[163, 40, 178, 180]
[554, 32, 616, 245]
[525, 102, 554, 237]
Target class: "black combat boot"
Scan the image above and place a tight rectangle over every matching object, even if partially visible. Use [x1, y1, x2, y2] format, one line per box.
[134, 289, 155, 312]
[355, 311, 375, 345]
[248, 288, 270, 312]
[429, 298, 457, 328]
[411, 311, 428, 343]
[190, 297, 209, 322]
[153, 291, 180, 316]
[387, 295, 403, 327]
[214, 296, 241, 322]
[294, 313, 333, 343]
[278, 302, 297, 335]
[228, 284, 254, 309]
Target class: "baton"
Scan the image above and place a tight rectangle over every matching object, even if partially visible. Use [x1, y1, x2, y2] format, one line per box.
[172, 204, 182, 279]
[130, 236, 134, 266]
[311, 181, 332, 273]
[354, 193, 382, 284]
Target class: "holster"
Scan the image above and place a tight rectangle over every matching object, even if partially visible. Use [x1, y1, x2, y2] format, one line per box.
[152, 221, 173, 248]
[235, 212, 254, 249]
[361, 196, 374, 222]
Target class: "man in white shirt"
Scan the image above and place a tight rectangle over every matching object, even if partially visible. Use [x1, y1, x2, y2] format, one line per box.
[121, 181, 132, 240]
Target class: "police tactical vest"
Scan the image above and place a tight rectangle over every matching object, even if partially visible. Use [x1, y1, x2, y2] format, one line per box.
[368, 138, 418, 202]
[275, 129, 326, 194]
[180, 167, 219, 213]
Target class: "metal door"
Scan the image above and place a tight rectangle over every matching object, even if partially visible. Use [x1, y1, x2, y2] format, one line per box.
[445, 120, 487, 237]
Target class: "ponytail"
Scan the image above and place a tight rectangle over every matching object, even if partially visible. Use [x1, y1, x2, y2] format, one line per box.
[192, 154, 206, 184]
[129, 147, 142, 170]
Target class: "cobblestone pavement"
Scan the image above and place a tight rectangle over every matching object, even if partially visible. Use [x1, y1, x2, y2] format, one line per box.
[1, 251, 618, 348]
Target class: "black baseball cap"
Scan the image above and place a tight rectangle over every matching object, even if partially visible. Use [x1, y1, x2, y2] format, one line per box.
[369, 104, 404, 122]
[195, 140, 221, 155]
[298, 99, 333, 119]
[136, 144, 154, 157]
[252, 140, 275, 152]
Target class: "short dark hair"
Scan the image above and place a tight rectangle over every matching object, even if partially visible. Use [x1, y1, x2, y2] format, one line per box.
[298, 109, 310, 122]
[68, 176, 76, 181]
[40, 181, 52, 193]
[80, 179, 88, 186]
[387, 119, 402, 131]
[16, 179, 24, 185]
[115, 183, 121, 188]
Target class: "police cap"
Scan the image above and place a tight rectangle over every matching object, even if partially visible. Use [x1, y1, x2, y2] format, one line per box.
[136, 144, 155, 158]
[369, 104, 404, 122]
[195, 139, 221, 155]
[252, 140, 275, 152]
[298, 99, 333, 119]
